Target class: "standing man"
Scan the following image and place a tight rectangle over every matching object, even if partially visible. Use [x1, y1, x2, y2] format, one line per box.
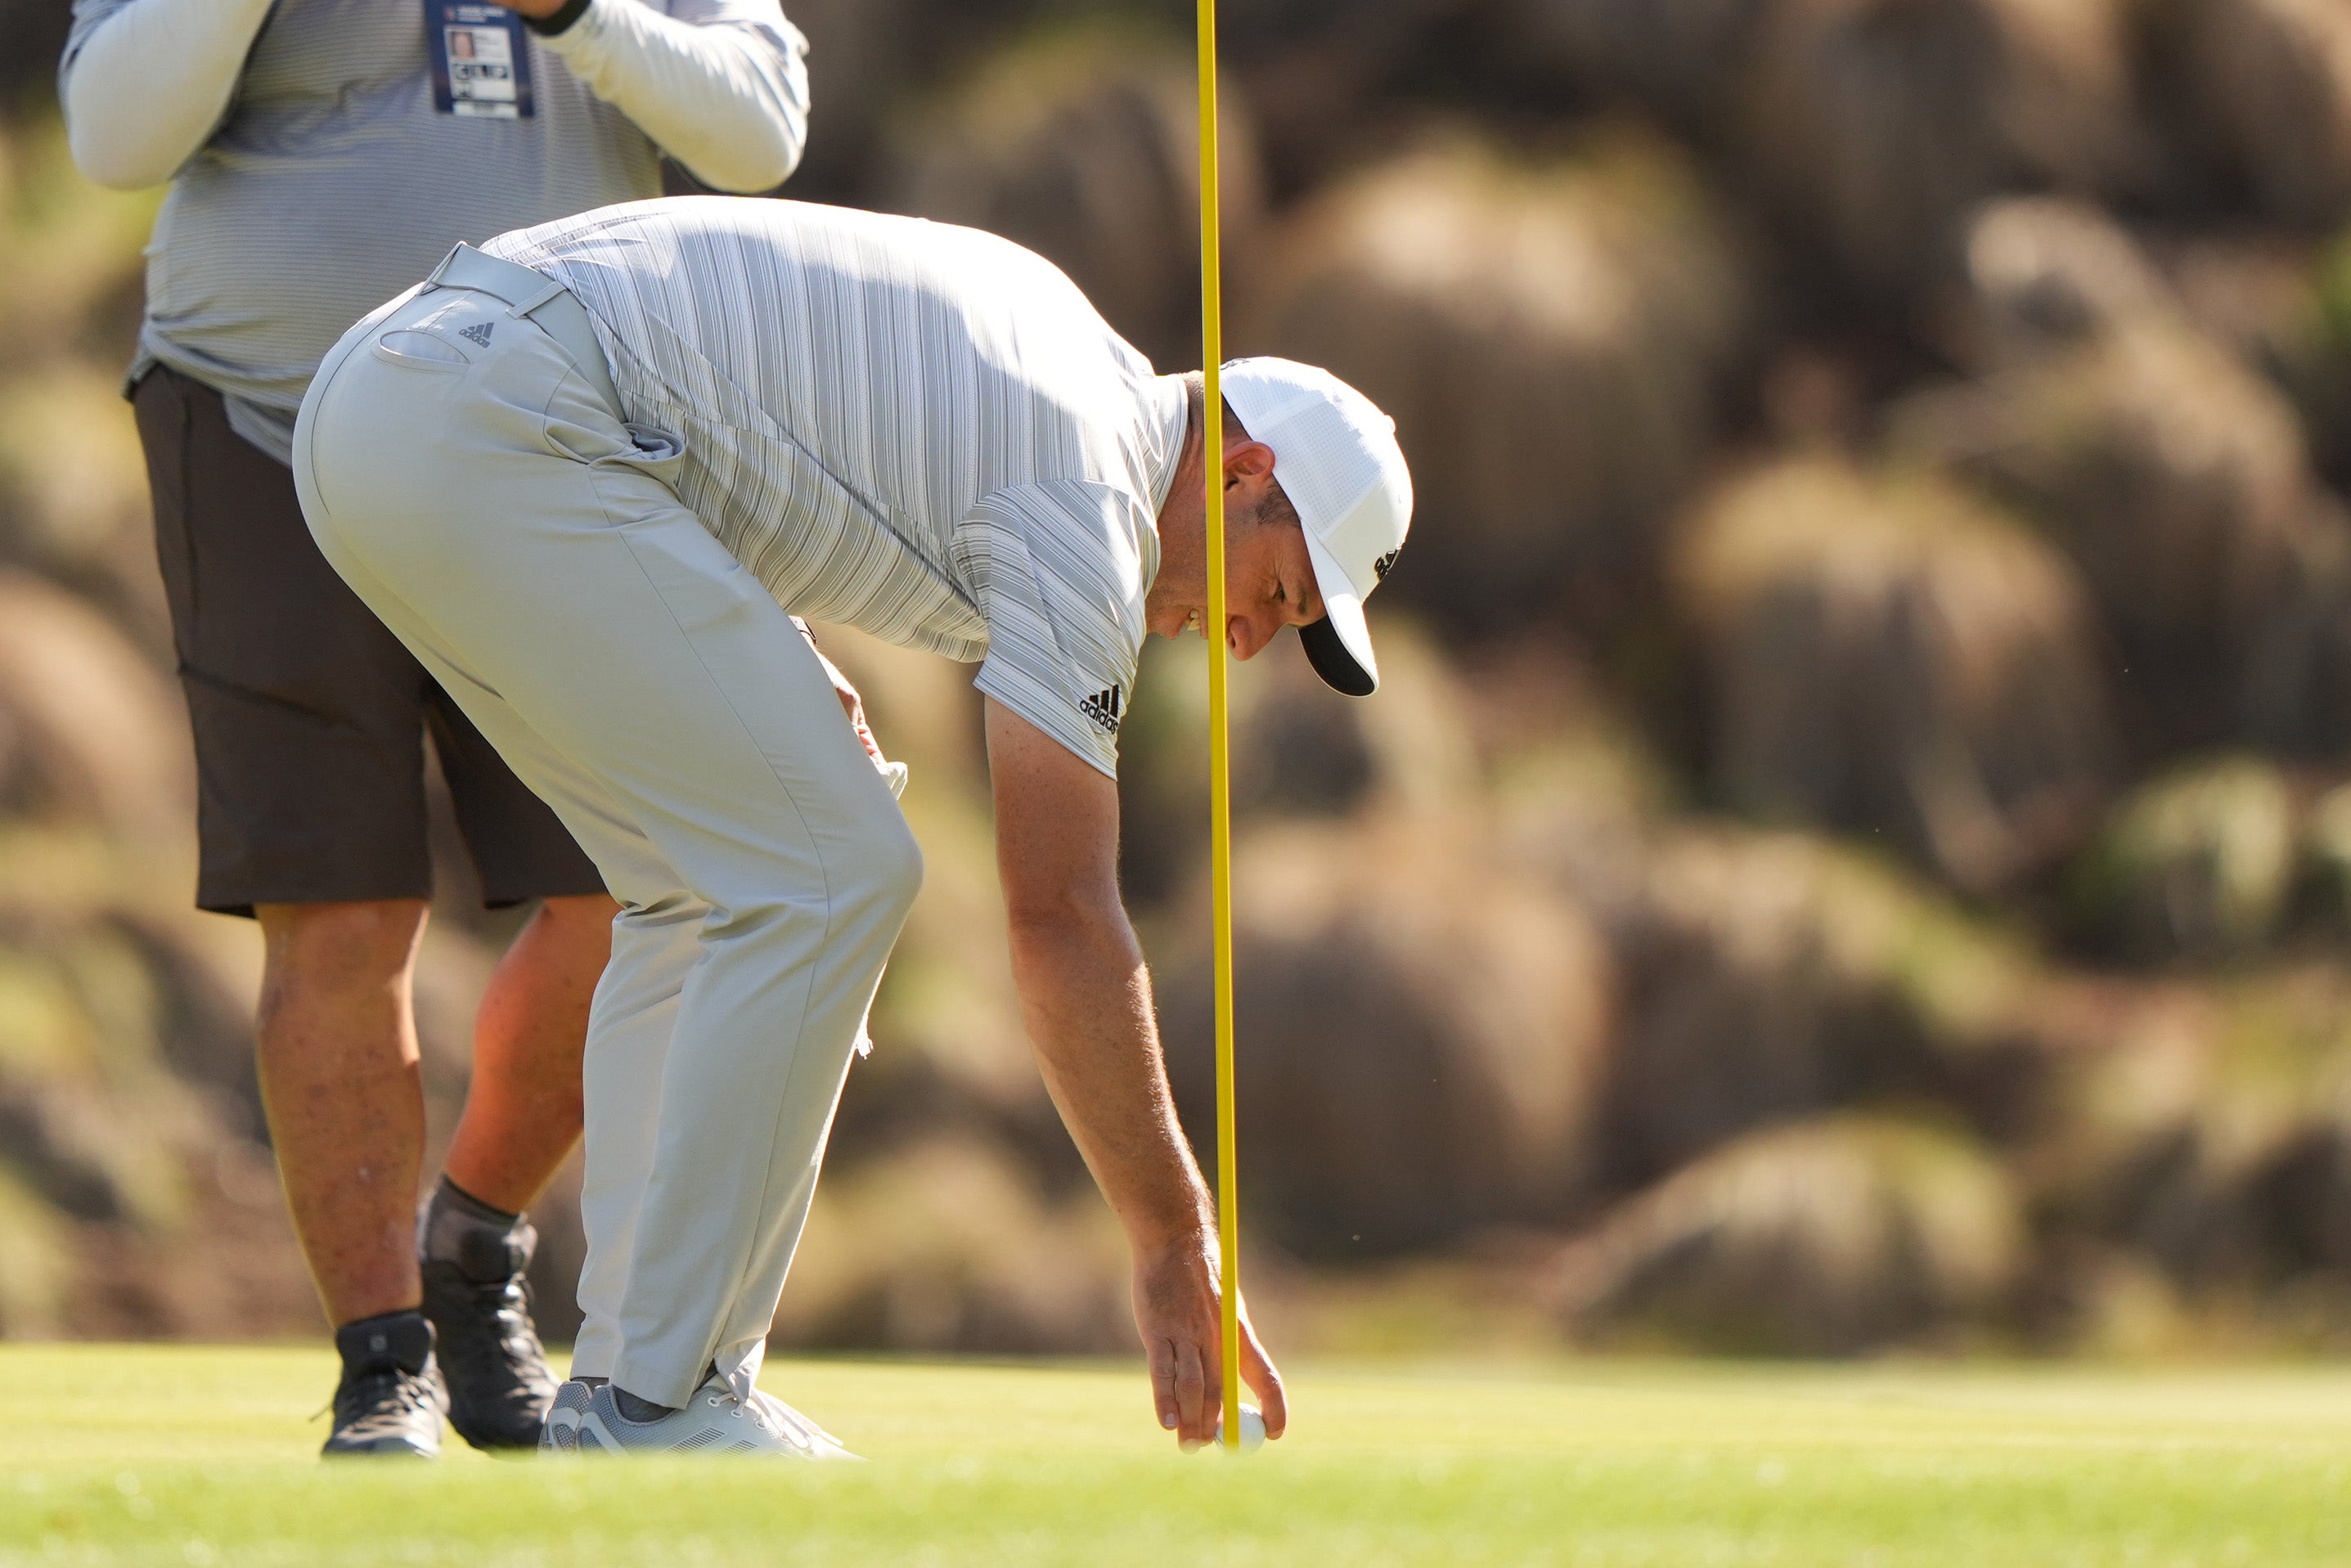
[59, 0, 811, 1458]
[293, 196, 1412, 1454]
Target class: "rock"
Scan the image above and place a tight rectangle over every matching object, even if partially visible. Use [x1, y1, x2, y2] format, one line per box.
[1504, 0, 2142, 285]
[1115, 619, 1482, 906]
[882, 28, 1263, 370]
[1674, 456, 2113, 892]
[0, 367, 171, 655]
[0, 128, 158, 366]
[752, 0, 1032, 201]
[2157, 233, 2351, 490]
[0, 0, 68, 107]
[1158, 814, 1614, 1256]
[1953, 196, 2175, 367]
[772, 1134, 1131, 1353]
[0, 1169, 66, 1336]
[2140, 0, 2351, 228]
[1597, 827, 2053, 1186]
[1892, 321, 2319, 755]
[1502, 0, 1769, 128]
[0, 569, 190, 846]
[2236, 501, 2351, 758]
[2067, 755, 2296, 965]
[1250, 133, 1750, 634]
[2295, 780, 2351, 937]
[0, 833, 231, 1230]
[1558, 1113, 2025, 1354]
[1216, 0, 1470, 196]
[2045, 967, 2351, 1297]
[0, 826, 314, 1338]
[1736, 0, 2139, 290]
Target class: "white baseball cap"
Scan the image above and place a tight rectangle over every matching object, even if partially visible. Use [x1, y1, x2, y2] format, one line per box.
[1220, 357, 1413, 696]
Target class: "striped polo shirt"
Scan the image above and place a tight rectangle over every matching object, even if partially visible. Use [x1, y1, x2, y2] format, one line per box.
[62, 0, 806, 464]
[484, 196, 1189, 775]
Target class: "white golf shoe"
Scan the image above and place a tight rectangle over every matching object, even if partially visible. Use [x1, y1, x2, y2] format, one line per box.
[571, 1373, 859, 1458]
[539, 1377, 597, 1454]
[750, 1388, 858, 1459]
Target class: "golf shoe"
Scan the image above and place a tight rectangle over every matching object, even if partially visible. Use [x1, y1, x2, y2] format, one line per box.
[572, 1373, 857, 1458]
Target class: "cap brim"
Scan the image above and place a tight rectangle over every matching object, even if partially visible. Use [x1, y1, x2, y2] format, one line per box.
[1298, 530, 1378, 697]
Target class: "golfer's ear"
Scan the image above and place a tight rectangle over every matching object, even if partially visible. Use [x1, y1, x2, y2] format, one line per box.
[1222, 438, 1275, 483]
[982, 697, 1121, 925]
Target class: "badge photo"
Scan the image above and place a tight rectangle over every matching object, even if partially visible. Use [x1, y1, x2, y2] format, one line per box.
[425, 0, 537, 119]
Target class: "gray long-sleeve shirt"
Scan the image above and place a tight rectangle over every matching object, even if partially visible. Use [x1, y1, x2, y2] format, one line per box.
[62, 0, 809, 462]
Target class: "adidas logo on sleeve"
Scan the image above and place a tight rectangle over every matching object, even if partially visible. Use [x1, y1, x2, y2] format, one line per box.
[1079, 685, 1125, 736]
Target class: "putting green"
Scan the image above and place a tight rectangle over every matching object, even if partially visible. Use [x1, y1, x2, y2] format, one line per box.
[1, 1347, 2348, 1565]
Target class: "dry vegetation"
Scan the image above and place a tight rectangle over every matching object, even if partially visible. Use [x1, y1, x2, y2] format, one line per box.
[11, 0, 2351, 1358]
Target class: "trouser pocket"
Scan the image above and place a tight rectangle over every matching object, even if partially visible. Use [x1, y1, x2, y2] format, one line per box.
[539, 343, 683, 480]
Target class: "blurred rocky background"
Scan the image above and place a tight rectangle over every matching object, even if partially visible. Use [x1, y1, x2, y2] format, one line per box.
[14, 0, 2351, 1358]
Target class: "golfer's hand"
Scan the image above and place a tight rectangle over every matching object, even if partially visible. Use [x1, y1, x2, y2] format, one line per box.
[819, 652, 885, 766]
[1133, 1229, 1287, 1449]
[793, 621, 885, 766]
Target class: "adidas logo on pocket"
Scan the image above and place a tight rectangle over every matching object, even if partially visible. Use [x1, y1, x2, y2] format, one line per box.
[1079, 685, 1125, 736]
[459, 322, 494, 348]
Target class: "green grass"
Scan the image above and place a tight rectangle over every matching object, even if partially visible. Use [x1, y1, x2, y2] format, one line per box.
[2, 1348, 2349, 1564]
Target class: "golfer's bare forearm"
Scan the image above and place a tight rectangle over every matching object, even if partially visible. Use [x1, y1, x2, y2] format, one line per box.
[985, 696, 1211, 1246]
[1007, 908, 1213, 1248]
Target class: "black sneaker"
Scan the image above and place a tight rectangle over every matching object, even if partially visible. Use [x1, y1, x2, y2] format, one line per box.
[420, 1198, 559, 1453]
[322, 1311, 445, 1458]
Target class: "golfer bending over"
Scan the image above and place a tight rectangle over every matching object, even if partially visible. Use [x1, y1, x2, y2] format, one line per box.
[292, 195, 1411, 1455]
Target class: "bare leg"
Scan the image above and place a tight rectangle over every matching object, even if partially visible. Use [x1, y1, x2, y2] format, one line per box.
[442, 892, 618, 1212]
[254, 899, 432, 1327]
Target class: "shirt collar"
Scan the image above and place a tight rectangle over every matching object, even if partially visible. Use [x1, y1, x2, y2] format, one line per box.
[1143, 372, 1190, 519]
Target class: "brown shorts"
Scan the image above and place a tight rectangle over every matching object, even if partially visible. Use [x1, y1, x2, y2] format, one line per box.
[133, 365, 607, 917]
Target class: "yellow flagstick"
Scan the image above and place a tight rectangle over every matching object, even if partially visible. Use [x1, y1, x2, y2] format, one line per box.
[1195, 0, 1243, 1455]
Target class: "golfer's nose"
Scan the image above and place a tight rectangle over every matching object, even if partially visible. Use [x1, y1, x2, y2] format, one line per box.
[1227, 613, 1275, 660]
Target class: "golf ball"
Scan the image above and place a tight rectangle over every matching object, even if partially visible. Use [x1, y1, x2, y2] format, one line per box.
[1213, 1403, 1266, 1453]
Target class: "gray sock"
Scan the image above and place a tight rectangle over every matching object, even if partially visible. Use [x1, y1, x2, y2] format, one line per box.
[614, 1388, 677, 1423]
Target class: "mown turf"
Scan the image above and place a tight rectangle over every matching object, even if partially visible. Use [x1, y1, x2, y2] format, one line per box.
[1, 1347, 2348, 1565]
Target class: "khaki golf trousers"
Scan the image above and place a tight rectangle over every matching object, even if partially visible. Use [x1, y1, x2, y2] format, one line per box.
[294, 277, 922, 1408]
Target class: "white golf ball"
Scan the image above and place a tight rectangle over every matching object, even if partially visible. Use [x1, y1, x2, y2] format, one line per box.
[1212, 1403, 1266, 1453]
